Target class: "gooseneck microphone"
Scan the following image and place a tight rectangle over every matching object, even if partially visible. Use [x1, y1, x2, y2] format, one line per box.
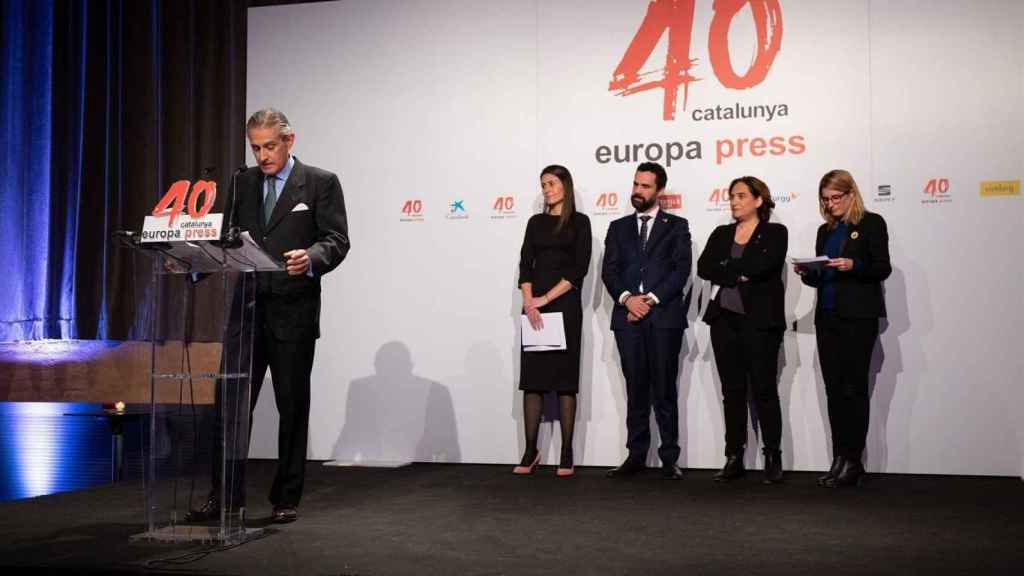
[223, 163, 248, 248]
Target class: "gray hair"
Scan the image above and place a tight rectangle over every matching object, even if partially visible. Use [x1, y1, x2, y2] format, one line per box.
[246, 107, 293, 136]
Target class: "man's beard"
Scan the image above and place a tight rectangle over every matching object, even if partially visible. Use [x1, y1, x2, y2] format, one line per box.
[631, 193, 657, 212]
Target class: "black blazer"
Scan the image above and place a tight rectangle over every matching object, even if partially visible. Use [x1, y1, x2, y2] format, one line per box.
[697, 220, 787, 329]
[226, 157, 350, 340]
[601, 211, 692, 330]
[800, 211, 891, 321]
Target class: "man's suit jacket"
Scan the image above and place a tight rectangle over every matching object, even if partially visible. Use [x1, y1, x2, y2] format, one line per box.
[697, 220, 787, 329]
[227, 157, 350, 340]
[602, 211, 692, 330]
[800, 211, 891, 321]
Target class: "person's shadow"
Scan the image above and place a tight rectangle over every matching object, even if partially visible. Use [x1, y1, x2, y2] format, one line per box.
[330, 342, 460, 465]
[864, 242, 914, 473]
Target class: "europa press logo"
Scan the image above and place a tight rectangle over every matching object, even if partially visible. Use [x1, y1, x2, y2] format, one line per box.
[921, 178, 952, 205]
[400, 198, 424, 222]
[592, 192, 622, 216]
[491, 196, 517, 220]
[706, 186, 731, 212]
[610, 0, 784, 121]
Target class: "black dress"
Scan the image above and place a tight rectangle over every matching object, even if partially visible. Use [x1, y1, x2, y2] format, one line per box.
[517, 212, 592, 393]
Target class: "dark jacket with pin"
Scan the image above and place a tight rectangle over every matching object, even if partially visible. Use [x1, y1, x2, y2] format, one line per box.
[800, 211, 891, 321]
[698, 220, 787, 329]
[601, 211, 692, 330]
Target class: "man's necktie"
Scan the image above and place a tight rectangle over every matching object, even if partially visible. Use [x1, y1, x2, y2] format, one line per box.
[639, 215, 652, 251]
[264, 176, 277, 224]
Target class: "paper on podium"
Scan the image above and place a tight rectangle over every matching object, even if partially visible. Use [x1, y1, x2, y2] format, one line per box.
[521, 312, 567, 352]
[790, 256, 830, 271]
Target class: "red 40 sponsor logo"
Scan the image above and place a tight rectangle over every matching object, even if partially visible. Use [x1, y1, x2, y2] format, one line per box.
[922, 178, 952, 204]
[400, 199, 425, 221]
[707, 187, 731, 211]
[152, 180, 217, 227]
[592, 192, 622, 215]
[610, 0, 784, 121]
[491, 196, 517, 219]
[141, 179, 221, 242]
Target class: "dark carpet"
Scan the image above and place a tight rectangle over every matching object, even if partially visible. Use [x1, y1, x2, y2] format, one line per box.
[0, 461, 1021, 575]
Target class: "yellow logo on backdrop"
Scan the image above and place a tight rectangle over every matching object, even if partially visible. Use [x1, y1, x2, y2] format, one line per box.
[979, 180, 1020, 197]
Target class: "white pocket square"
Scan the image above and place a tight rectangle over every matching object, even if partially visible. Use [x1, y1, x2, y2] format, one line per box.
[291, 203, 309, 212]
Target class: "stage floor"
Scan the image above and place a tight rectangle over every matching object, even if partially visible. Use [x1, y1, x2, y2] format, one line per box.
[0, 461, 1021, 575]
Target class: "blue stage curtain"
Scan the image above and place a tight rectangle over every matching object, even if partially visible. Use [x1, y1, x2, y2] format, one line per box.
[0, 0, 72, 340]
[0, 0, 248, 343]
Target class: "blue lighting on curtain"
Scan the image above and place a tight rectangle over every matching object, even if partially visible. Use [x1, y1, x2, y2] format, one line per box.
[0, 0, 79, 341]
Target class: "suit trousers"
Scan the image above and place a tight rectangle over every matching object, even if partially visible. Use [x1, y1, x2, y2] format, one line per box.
[250, 296, 316, 507]
[614, 321, 684, 465]
[709, 310, 783, 455]
[816, 310, 878, 461]
[210, 294, 316, 509]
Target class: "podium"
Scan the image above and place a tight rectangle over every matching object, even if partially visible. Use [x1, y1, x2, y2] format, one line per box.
[122, 234, 282, 544]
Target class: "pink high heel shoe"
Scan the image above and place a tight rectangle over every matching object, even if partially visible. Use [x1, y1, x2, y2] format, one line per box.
[556, 466, 575, 477]
[513, 452, 541, 475]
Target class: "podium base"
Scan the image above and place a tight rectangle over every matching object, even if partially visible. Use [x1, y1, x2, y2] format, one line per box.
[131, 524, 263, 545]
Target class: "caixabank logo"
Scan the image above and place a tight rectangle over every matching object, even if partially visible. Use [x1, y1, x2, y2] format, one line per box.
[446, 199, 469, 220]
[609, 0, 784, 122]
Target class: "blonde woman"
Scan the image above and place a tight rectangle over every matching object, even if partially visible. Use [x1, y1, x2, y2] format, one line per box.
[795, 170, 891, 488]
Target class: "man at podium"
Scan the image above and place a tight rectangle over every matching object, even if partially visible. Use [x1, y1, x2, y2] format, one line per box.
[189, 107, 350, 524]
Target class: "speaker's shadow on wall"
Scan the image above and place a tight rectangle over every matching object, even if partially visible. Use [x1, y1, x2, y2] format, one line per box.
[330, 341, 460, 466]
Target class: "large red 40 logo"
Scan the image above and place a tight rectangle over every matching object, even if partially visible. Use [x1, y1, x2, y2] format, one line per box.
[152, 180, 217, 227]
[610, 0, 783, 121]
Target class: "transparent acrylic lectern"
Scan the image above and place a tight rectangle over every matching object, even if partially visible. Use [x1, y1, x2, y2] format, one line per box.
[124, 236, 282, 544]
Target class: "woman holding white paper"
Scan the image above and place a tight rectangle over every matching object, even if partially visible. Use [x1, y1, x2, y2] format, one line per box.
[515, 165, 592, 477]
[795, 169, 891, 488]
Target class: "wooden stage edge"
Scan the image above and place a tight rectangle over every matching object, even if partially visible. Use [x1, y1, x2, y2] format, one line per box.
[0, 340, 219, 404]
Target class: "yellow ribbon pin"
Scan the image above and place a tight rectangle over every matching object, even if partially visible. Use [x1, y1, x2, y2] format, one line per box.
[850, 231, 859, 240]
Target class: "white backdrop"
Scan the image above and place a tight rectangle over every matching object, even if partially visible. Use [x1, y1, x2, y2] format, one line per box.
[246, 0, 1024, 476]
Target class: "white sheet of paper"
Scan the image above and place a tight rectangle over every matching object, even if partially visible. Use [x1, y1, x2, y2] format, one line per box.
[235, 231, 286, 270]
[521, 312, 567, 351]
[790, 256, 830, 271]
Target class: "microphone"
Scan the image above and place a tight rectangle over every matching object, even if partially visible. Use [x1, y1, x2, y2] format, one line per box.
[222, 163, 247, 248]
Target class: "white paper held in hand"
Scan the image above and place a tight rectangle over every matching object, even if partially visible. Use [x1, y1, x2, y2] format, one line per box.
[790, 256, 830, 271]
[521, 312, 567, 351]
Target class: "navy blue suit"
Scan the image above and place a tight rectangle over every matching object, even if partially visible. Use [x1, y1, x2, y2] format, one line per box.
[602, 210, 692, 465]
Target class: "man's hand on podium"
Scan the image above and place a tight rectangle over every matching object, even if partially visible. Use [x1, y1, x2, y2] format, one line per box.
[284, 249, 310, 276]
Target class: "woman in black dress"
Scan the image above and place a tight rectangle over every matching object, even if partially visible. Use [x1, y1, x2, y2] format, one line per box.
[515, 165, 592, 477]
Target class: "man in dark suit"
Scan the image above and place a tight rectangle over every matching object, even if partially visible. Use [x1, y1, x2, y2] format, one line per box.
[190, 108, 349, 524]
[601, 162, 692, 479]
